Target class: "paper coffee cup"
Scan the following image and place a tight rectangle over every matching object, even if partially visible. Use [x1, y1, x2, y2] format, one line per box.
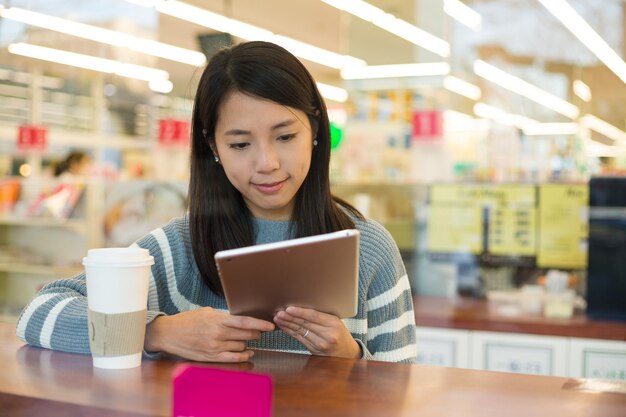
[83, 248, 154, 369]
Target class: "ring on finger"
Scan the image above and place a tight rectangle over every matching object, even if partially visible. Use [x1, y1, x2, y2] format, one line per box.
[302, 328, 310, 338]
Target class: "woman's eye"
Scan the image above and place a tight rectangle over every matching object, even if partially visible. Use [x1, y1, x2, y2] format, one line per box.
[277, 133, 296, 142]
[228, 142, 249, 150]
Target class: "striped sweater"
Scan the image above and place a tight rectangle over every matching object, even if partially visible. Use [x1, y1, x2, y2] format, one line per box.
[16, 215, 417, 363]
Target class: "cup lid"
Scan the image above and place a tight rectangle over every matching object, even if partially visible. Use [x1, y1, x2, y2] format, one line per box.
[83, 247, 154, 267]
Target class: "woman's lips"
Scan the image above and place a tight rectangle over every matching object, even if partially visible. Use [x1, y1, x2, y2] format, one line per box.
[254, 179, 286, 194]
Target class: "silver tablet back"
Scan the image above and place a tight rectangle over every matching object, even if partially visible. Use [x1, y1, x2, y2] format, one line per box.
[215, 229, 359, 322]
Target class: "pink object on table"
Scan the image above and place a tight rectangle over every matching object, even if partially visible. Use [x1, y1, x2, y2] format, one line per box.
[172, 364, 273, 417]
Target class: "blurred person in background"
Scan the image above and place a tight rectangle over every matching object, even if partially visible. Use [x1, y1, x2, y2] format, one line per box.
[54, 151, 92, 180]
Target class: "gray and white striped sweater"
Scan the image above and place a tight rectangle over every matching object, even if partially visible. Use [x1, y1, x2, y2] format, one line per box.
[16, 215, 417, 363]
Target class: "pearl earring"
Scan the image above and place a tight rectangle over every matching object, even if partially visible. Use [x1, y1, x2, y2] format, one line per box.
[214, 155, 220, 163]
[313, 139, 318, 147]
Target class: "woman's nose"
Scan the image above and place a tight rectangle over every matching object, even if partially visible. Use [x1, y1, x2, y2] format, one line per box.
[255, 144, 280, 172]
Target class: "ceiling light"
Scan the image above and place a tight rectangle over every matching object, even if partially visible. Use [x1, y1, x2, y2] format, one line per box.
[443, 0, 482, 31]
[156, 0, 365, 69]
[321, 0, 450, 57]
[522, 122, 580, 136]
[473, 102, 538, 129]
[573, 80, 592, 102]
[149, 79, 174, 94]
[580, 114, 626, 143]
[273, 36, 366, 69]
[538, 0, 626, 85]
[585, 140, 623, 157]
[8, 43, 169, 83]
[1, 8, 128, 46]
[0, 7, 206, 66]
[473, 60, 579, 119]
[316, 83, 348, 103]
[443, 75, 481, 100]
[443, 110, 490, 132]
[341, 62, 450, 79]
[124, 0, 160, 6]
[156, 0, 273, 41]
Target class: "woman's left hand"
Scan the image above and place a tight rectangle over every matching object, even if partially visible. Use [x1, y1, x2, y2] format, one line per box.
[273, 306, 361, 359]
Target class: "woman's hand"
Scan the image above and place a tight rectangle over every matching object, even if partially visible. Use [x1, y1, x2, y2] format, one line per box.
[273, 306, 361, 359]
[144, 307, 275, 362]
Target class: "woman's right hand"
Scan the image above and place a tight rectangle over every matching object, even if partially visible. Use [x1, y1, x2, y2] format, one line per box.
[144, 307, 275, 362]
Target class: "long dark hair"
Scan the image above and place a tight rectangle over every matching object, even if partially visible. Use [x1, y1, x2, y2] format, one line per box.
[189, 41, 362, 295]
[54, 151, 88, 177]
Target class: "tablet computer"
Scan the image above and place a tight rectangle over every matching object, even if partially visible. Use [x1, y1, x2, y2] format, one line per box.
[215, 229, 360, 322]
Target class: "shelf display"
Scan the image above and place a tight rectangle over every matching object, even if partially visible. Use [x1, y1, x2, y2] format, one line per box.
[103, 181, 187, 247]
[0, 178, 187, 322]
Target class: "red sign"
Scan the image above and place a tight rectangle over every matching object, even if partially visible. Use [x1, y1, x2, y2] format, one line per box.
[17, 125, 48, 151]
[158, 119, 190, 146]
[412, 110, 443, 140]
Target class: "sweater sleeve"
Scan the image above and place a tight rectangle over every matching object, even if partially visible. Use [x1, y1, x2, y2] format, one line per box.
[15, 225, 173, 355]
[360, 220, 417, 364]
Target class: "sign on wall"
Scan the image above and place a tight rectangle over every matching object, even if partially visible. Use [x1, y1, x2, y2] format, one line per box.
[17, 125, 48, 151]
[158, 119, 190, 146]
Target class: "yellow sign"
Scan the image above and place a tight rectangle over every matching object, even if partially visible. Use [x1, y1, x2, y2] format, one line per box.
[428, 184, 536, 256]
[488, 207, 536, 256]
[430, 184, 535, 208]
[427, 205, 483, 254]
[537, 184, 588, 269]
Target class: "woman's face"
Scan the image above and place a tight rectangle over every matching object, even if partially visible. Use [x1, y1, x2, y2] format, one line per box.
[213, 91, 314, 221]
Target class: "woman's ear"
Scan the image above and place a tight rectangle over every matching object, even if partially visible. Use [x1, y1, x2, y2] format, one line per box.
[207, 137, 218, 156]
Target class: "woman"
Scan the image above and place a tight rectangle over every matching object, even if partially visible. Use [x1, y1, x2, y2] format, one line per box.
[17, 41, 417, 363]
[54, 150, 92, 179]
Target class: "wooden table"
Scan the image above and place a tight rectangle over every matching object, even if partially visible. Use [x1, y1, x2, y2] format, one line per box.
[1, 323, 624, 417]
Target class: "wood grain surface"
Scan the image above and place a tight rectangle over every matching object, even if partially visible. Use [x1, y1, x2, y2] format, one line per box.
[1, 322, 625, 417]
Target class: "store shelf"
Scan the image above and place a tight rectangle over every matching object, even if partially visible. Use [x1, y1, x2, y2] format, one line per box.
[0, 217, 88, 232]
[0, 125, 152, 150]
[0, 262, 82, 277]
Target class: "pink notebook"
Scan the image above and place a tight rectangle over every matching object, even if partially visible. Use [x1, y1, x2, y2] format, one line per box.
[172, 364, 273, 417]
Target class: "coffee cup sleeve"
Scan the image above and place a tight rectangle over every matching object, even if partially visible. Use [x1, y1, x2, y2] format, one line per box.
[88, 309, 148, 357]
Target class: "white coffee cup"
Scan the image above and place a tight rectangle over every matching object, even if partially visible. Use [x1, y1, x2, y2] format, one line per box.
[83, 247, 154, 369]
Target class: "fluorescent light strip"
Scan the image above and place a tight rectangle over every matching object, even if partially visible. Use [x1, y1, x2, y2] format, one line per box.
[316, 83, 348, 103]
[580, 114, 626, 143]
[124, 0, 159, 6]
[573, 80, 592, 102]
[522, 122, 580, 136]
[585, 139, 623, 157]
[273, 36, 365, 70]
[538, 0, 626, 85]
[321, 0, 449, 57]
[473, 102, 538, 129]
[0, 7, 206, 66]
[443, 110, 490, 132]
[149, 79, 174, 94]
[156, 0, 365, 69]
[341, 62, 450, 79]
[474, 60, 579, 119]
[443, 75, 481, 100]
[8, 44, 345, 101]
[156, 1, 273, 41]
[443, 0, 482, 31]
[8, 43, 169, 82]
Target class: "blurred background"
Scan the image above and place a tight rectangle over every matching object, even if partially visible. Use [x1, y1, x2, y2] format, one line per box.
[0, 0, 625, 379]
